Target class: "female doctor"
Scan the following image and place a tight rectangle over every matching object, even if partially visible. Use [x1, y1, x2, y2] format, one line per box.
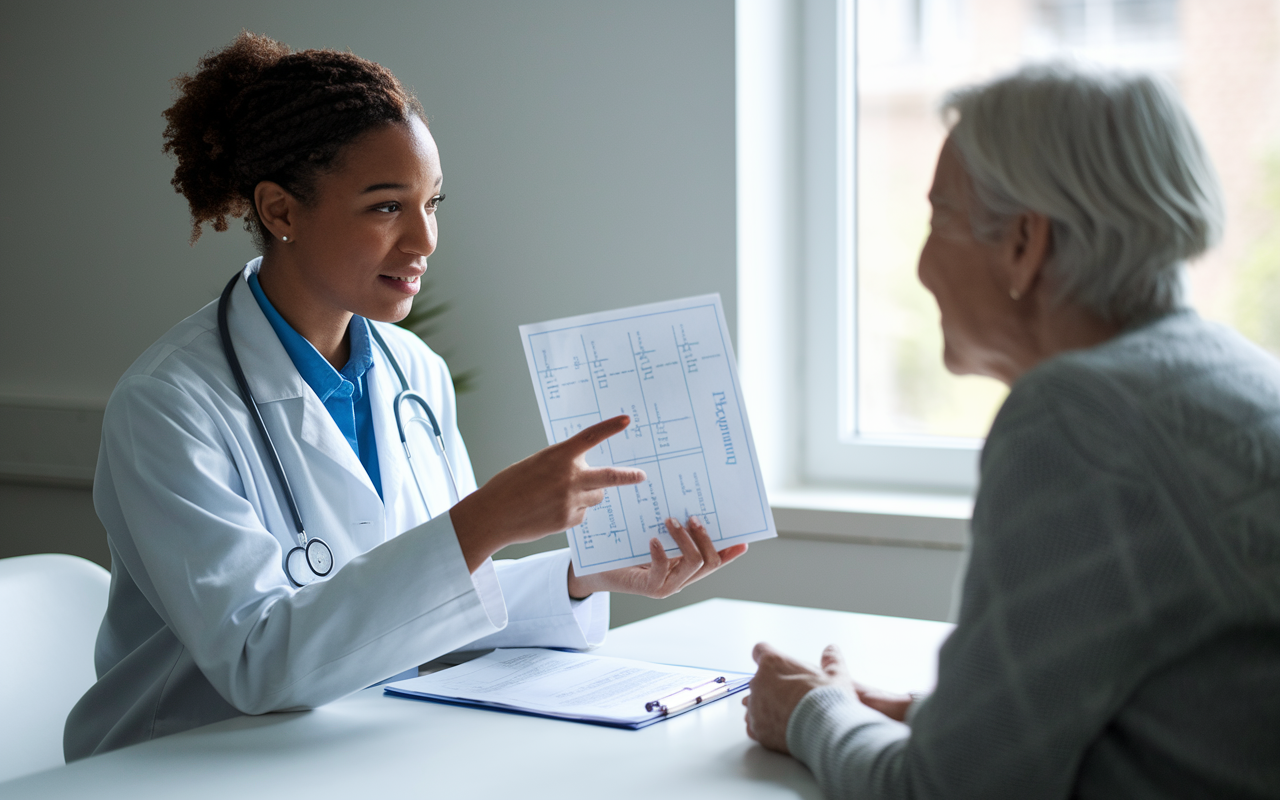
[64, 32, 747, 761]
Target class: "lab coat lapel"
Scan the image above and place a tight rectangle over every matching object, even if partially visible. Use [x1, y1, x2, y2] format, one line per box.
[225, 263, 305, 407]
[225, 262, 380, 501]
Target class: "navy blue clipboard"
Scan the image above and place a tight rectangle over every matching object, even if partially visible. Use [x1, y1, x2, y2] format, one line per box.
[383, 651, 752, 730]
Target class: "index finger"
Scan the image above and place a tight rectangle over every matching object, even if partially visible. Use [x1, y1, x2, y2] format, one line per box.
[752, 642, 810, 673]
[580, 465, 647, 489]
[559, 415, 632, 456]
[821, 644, 845, 669]
[752, 641, 780, 665]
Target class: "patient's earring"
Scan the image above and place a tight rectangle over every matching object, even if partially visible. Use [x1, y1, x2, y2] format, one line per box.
[1010, 287, 1021, 300]
[281, 235, 290, 243]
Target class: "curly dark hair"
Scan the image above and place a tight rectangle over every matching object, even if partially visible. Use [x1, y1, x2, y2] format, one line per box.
[162, 31, 424, 247]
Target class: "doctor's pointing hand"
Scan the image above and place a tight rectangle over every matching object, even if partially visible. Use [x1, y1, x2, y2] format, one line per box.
[450, 414, 746, 598]
[64, 32, 746, 762]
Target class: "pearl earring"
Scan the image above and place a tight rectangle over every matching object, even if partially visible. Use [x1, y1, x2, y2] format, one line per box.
[281, 236, 289, 242]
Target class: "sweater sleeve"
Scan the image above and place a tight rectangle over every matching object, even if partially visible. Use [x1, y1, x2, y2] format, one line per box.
[787, 373, 1170, 799]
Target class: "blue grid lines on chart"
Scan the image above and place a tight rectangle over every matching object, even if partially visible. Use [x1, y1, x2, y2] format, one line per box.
[529, 305, 736, 570]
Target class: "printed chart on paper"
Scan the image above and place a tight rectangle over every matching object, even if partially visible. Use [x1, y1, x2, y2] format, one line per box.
[519, 294, 776, 576]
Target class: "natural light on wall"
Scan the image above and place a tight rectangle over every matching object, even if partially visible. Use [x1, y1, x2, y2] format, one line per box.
[854, 0, 1280, 441]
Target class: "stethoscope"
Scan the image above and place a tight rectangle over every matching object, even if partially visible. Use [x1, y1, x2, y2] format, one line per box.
[217, 272, 461, 587]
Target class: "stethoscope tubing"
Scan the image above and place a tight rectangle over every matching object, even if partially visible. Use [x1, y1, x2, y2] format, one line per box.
[218, 274, 311, 543]
[365, 324, 462, 514]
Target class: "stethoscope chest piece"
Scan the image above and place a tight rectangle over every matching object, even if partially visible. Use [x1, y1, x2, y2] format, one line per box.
[286, 538, 334, 586]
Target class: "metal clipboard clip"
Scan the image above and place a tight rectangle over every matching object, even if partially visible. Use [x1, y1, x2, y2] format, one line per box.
[644, 676, 730, 716]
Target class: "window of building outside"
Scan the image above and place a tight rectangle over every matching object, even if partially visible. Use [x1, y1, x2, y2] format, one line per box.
[854, 0, 1280, 447]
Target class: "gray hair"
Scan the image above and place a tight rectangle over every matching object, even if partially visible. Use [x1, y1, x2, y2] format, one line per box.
[942, 62, 1224, 324]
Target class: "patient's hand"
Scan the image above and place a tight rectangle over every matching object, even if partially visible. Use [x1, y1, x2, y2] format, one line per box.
[566, 516, 748, 599]
[745, 643, 919, 753]
[853, 681, 914, 722]
[743, 643, 858, 754]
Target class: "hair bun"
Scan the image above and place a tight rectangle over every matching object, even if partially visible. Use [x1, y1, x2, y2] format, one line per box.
[162, 31, 292, 242]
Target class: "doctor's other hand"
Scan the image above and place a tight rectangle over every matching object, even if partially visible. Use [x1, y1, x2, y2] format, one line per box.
[450, 415, 646, 573]
[744, 643, 857, 754]
[566, 515, 748, 599]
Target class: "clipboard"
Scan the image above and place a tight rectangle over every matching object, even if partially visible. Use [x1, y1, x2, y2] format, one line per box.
[383, 648, 751, 729]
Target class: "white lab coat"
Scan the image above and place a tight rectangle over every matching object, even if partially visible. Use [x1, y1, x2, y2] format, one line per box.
[65, 260, 606, 761]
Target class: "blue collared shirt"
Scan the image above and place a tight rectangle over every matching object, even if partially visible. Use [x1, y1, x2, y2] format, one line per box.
[247, 273, 383, 499]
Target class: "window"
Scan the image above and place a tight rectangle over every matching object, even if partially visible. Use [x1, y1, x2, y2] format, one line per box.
[739, 0, 1280, 498]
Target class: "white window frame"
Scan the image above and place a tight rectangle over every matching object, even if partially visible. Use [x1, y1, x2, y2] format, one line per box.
[737, 0, 981, 512]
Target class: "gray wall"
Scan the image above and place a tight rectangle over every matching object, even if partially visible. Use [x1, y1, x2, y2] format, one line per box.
[0, 1, 963, 627]
[0, 0, 736, 446]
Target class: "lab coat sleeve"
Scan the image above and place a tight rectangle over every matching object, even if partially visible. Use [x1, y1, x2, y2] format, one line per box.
[387, 326, 609, 651]
[102, 373, 508, 715]
[465, 549, 609, 650]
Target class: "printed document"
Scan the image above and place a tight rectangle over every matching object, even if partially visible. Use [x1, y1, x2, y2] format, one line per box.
[385, 648, 751, 728]
[519, 294, 777, 576]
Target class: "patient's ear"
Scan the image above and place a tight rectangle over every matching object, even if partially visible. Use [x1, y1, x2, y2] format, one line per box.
[1005, 211, 1051, 299]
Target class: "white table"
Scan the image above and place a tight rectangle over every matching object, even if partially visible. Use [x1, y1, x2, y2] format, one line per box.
[1, 599, 953, 799]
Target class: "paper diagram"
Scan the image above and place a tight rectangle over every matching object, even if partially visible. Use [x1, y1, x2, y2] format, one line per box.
[519, 294, 776, 576]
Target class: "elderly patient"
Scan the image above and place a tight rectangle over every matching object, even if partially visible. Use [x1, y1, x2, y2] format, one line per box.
[745, 64, 1280, 798]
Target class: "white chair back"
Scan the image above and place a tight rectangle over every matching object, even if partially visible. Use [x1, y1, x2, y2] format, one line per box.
[0, 554, 109, 784]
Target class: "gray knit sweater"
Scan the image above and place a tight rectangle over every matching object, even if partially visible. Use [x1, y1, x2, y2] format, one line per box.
[788, 310, 1280, 799]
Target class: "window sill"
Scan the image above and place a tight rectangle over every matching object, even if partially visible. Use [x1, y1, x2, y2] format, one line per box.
[770, 485, 972, 550]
